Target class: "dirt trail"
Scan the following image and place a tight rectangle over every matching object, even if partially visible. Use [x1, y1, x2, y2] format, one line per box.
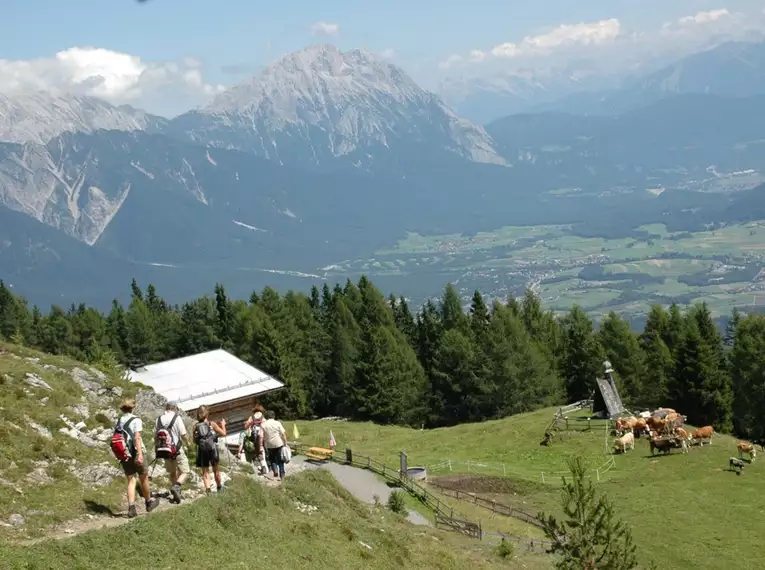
[17, 455, 432, 545]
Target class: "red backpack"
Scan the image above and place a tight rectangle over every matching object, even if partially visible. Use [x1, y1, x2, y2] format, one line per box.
[154, 413, 180, 459]
[110, 417, 137, 462]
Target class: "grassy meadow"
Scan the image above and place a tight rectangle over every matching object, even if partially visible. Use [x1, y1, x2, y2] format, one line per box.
[0, 471, 535, 570]
[295, 408, 765, 570]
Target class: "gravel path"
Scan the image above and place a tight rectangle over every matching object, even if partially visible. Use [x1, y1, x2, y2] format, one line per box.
[293, 457, 431, 526]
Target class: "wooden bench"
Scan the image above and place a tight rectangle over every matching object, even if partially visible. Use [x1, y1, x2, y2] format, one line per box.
[305, 447, 334, 461]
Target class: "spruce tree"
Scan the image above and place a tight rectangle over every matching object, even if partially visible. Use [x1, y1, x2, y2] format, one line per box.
[729, 314, 765, 439]
[560, 306, 604, 403]
[539, 456, 638, 570]
[598, 312, 645, 406]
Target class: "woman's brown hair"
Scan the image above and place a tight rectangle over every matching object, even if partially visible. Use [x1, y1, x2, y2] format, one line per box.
[197, 405, 210, 421]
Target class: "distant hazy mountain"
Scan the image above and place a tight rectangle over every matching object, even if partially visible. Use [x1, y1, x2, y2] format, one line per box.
[532, 41, 765, 116]
[439, 65, 616, 124]
[0, 92, 166, 144]
[168, 44, 505, 171]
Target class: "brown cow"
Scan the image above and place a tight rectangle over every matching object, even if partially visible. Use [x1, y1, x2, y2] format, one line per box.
[675, 427, 690, 441]
[633, 417, 648, 437]
[615, 417, 637, 435]
[691, 426, 714, 446]
[737, 441, 757, 463]
[647, 417, 669, 435]
[666, 412, 684, 429]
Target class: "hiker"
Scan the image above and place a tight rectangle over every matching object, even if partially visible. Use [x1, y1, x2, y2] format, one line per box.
[193, 405, 227, 495]
[262, 410, 288, 480]
[238, 408, 268, 475]
[113, 398, 160, 518]
[155, 401, 191, 503]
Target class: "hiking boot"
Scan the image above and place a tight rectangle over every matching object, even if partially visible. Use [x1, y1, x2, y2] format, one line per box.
[145, 498, 160, 513]
[170, 485, 182, 504]
[127, 504, 137, 519]
[205, 487, 212, 496]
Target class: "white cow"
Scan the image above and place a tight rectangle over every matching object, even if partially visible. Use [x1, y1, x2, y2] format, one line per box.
[613, 431, 635, 454]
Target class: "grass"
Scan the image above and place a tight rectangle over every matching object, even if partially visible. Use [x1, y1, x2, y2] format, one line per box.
[0, 471, 543, 570]
[0, 343, 160, 537]
[294, 408, 765, 570]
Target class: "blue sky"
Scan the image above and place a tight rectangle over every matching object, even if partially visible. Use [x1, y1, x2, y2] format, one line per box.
[1, 0, 763, 115]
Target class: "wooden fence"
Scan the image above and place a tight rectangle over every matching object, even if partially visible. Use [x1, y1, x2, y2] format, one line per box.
[428, 480, 545, 529]
[289, 442, 556, 552]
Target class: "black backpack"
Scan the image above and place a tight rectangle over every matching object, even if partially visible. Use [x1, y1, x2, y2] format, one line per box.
[195, 422, 217, 454]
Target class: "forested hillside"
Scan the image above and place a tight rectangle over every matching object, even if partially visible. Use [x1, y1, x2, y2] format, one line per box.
[1, 277, 762, 440]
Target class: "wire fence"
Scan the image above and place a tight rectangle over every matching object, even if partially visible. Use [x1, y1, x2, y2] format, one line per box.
[289, 442, 556, 553]
[426, 454, 617, 485]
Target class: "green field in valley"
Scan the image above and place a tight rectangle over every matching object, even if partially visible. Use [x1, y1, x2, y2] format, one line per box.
[295, 408, 765, 570]
[325, 220, 765, 319]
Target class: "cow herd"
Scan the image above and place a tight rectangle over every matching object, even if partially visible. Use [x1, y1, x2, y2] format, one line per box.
[611, 408, 758, 466]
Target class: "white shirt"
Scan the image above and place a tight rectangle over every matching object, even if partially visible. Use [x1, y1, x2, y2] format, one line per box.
[262, 418, 286, 449]
[118, 413, 146, 454]
[156, 411, 188, 448]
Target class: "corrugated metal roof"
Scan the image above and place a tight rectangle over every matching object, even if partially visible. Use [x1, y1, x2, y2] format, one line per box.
[128, 349, 285, 412]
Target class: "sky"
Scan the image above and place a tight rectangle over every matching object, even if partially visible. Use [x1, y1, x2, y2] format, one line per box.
[1, 0, 764, 116]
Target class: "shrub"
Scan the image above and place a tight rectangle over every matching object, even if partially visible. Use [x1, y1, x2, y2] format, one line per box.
[387, 490, 406, 514]
[496, 538, 515, 559]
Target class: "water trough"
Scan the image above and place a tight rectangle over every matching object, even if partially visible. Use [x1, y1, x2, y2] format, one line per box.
[405, 467, 428, 481]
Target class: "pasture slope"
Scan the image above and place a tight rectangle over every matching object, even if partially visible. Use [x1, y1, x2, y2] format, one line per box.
[0, 470, 518, 570]
[298, 409, 765, 570]
[0, 343, 540, 569]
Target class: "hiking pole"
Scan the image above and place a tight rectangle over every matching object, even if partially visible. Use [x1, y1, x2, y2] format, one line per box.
[148, 457, 158, 481]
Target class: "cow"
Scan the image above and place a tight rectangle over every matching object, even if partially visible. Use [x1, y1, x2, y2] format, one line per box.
[613, 432, 635, 454]
[675, 427, 689, 441]
[650, 437, 673, 455]
[647, 417, 669, 435]
[691, 426, 715, 446]
[737, 441, 757, 463]
[633, 418, 649, 437]
[730, 456, 746, 474]
[666, 412, 684, 430]
[615, 417, 637, 435]
[680, 437, 690, 454]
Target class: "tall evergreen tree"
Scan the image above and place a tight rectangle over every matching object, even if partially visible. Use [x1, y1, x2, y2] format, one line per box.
[560, 306, 604, 403]
[730, 314, 765, 439]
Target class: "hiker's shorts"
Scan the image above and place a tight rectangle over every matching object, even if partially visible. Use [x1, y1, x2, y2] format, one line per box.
[164, 448, 190, 476]
[121, 458, 147, 477]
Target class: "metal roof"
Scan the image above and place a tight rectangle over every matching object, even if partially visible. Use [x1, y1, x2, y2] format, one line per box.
[128, 349, 284, 412]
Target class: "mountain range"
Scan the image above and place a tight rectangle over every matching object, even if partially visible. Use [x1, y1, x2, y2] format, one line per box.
[2, 42, 765, 309]
[444, 41, 765, 123]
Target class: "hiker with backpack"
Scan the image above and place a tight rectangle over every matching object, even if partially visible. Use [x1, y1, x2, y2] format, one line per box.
[262, 410, 289, 481]
[155, 401, 191, 504]
[238, 409, 267, 476]
[111, 398, 160, 518]
[193, 405, 227, 495]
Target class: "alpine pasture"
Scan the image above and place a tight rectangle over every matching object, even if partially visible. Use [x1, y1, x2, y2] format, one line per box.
[296, 408, 765, 570]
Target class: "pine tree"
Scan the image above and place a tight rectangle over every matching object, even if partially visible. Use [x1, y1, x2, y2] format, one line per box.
[598, 312, 645, 406]
[440, 283, 466, 332]
[729, 313, 765, 439]
[539, 456, 638, 570]
[671, 314, 732, 431]
[724, 308, 741, 348]
[560, 306, 604, 403]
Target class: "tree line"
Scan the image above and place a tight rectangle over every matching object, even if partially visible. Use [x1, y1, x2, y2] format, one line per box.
[0, 277, 763, 439]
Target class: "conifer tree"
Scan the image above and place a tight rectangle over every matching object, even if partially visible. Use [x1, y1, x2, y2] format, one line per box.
[729, 314, 765, 439]
[598, 312, 644, 406]
[539, 456, 638, 570]
[560, 306, 604, 402]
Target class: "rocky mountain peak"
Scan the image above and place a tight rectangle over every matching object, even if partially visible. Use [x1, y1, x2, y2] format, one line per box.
[0, 92, 165, 145]
[178, 44, 505, 168]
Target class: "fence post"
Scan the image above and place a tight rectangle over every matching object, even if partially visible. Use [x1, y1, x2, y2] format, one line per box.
[596, 468, 600, 482]
[467, 460, 471, 472]
[540, 472, 545, 484]
[448, 460, 452, 472]
[345, 447, 352, 465]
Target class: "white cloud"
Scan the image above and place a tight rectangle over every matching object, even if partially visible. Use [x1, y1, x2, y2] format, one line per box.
[442, 8, 765, 73]
[677, 8, 730, 26]
[0, 47, 224, 115]
[310, 21, 340, 36]
[440, 18, 621, 68]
